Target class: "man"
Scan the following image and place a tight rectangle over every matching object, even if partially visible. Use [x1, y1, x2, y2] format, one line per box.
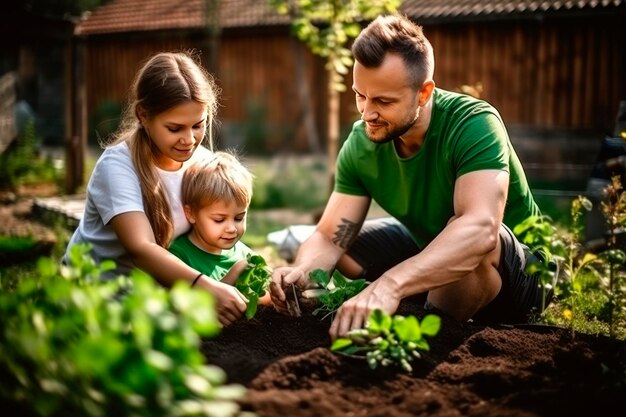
[270, 14, 545, 339]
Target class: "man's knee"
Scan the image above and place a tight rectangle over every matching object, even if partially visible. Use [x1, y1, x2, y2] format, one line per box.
[426, 265, 502, 322]
[336, 254, 365, 279]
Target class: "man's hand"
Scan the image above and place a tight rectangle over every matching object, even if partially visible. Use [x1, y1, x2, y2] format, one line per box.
[269, 266, 311, 315]
[328, 275, 402, 340]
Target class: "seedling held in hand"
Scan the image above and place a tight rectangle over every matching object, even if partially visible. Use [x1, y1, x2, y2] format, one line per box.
[235, 253, 272, 319]
[308, 268, 366, 319]
[331, 309, 441, 372]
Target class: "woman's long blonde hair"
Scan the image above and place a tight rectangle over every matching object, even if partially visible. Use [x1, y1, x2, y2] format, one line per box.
[105, 51, 219, 247]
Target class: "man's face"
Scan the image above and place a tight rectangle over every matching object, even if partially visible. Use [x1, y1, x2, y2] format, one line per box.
[352, 53, 421, 143]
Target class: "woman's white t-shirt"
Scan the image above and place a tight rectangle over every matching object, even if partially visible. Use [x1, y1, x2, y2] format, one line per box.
[64, 141, 212, 276]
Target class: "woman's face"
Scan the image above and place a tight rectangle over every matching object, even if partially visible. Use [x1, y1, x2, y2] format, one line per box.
[142, 101, 208, 171]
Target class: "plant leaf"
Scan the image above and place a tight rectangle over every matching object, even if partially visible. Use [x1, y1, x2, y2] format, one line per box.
[420, 314, 442, 337]
[393, 315, 421, 342]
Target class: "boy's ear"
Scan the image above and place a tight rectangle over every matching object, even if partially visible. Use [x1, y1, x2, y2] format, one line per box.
[183, 205, 195, 223]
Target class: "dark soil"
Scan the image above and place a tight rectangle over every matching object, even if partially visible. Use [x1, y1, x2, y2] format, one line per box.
[201, 298, 626, 417]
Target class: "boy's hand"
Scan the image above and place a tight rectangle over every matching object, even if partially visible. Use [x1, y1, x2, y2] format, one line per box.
[222, 259, 248, 286]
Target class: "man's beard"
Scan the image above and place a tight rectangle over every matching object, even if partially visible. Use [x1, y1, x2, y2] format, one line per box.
[365, 112, 419, 144]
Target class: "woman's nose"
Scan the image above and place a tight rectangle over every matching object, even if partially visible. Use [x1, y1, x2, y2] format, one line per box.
[180, 129, 195, 144]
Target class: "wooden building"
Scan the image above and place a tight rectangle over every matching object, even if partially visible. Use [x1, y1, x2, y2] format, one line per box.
[42, 0, 626, 189]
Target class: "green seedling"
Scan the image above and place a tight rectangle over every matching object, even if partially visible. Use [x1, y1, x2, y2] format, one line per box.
[235, 253, 272, 319]
[331, 309, 441, 372]
[308, 268, 366, 319]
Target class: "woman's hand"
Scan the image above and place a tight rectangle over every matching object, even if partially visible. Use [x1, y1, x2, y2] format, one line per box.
[197, 276, 247, 326]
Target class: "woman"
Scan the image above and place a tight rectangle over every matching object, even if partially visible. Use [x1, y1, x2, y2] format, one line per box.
[64, 51, 247, 325]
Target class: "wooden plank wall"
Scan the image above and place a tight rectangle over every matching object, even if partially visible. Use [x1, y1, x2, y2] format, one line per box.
[424, 13, 626, 131]
[80, 10, 626, 155]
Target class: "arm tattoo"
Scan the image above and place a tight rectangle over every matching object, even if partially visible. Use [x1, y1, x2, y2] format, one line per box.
[332, 218, 359, 249]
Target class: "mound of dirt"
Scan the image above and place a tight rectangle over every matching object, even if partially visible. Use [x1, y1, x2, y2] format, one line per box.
[201, 299, 626, 417]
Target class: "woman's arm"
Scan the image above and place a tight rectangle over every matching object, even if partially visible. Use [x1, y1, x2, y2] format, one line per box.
[110, 211, 247, 325]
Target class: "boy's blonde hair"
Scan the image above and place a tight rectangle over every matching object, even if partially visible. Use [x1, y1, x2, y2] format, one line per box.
[182, 151, 253, 213]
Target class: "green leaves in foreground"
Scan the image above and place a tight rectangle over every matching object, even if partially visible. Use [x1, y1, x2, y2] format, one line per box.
[331, 309, 441, 372]
[0, 244, 249, 417]
[235, 253, 272, 319]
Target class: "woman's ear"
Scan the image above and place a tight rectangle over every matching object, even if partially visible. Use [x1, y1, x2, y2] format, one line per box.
[183, 205, 195, 223]
[136, 105, 148, 126]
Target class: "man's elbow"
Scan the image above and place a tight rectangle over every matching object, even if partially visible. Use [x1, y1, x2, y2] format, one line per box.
[478, 217, 501, 254]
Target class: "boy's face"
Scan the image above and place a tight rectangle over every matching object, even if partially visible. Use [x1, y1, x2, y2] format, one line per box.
[184, 200, 248, 255]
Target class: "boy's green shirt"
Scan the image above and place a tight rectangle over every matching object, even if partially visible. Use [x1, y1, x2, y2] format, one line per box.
[168, 234, 255, 281]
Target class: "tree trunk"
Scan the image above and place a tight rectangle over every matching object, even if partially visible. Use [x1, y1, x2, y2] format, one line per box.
[327, 68, 340, 195]
[292, 38, 321, 153]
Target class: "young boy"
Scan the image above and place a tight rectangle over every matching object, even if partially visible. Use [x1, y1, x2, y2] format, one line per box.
[168, 151, 256, 284]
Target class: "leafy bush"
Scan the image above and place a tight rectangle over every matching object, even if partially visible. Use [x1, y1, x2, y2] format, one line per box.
[248, 156, 328, 210]
[0, 235, 54, 267]
[0, 119, 60, 190]
[518, 178, 626, 340]
[0, 244, 250, 417]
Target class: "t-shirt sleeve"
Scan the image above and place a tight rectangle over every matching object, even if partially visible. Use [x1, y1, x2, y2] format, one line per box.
[452, 112, 510, 177]
[334, 131, 369, 196]
[90, 147, 144, 225]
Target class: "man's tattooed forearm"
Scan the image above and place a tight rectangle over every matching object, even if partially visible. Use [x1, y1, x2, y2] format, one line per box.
[332, 218, 359, 249]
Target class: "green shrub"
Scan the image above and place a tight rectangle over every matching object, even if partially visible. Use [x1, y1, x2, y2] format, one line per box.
[0, 244, 250, 417]
[519, 181, 626, 340]
[248, 156, 328, 210]
[0, 235, 54, 267]
[0, 119, 61, 190]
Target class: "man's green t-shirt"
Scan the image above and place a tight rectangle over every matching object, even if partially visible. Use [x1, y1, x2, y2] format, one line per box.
[168, 234, 254, 281]
[335, 88, 540, 249]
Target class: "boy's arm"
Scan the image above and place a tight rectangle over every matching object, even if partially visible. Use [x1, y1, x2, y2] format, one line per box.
[222, 259, 248, 286]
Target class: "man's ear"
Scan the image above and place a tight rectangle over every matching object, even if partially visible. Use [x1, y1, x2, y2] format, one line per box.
[183, 205, 195, 223]
[419, 80, 436, 106]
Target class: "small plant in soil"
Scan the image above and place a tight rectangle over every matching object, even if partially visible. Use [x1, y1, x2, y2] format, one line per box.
[331, 309, 441, 372]
[308, 268, 367, 319]
[235, 253, 272, 319]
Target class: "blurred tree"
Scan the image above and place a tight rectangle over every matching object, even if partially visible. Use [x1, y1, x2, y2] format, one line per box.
[269, 0, 400, 194]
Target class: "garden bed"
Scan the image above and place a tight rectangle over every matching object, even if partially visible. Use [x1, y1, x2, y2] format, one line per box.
[201, 298, 626, 417]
